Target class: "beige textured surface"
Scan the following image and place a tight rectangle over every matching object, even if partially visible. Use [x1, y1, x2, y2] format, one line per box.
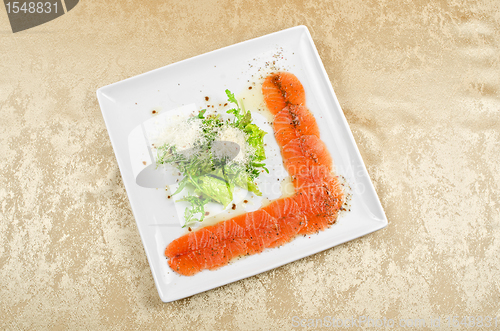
[1, 0, 499, 329]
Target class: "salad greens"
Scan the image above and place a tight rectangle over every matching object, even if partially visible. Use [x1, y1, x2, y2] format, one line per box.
[156, 90, 268, 226]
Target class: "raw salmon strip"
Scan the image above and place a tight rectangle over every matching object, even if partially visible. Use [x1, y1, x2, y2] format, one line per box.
[167, 202, 305, 276]
[165, 71, 344, 276]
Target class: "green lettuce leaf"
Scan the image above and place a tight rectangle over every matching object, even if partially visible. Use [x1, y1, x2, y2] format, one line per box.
[196, 170, 233, 207]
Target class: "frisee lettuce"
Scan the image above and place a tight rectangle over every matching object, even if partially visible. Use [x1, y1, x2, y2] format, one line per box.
[155, 90, 268, 226]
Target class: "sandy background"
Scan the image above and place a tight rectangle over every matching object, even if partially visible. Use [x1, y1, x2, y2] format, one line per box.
[1, 0, 499, 330]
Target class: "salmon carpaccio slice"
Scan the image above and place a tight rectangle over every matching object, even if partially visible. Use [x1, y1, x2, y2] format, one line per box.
[165, 72, 344, 276]
[281, 135, 333, 177]
[273, 105, 320, 147]
[262, 72, 306, 114]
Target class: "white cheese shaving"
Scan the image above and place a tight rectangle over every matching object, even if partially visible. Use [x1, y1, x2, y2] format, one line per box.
[149, 115, 204, 153]
[215, 125, 252, 164]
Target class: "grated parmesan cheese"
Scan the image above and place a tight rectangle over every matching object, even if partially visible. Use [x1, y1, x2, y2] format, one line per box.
[215, 125, 252, 164]
[147, 109, 254, 166]
[149, 116, 204, 153]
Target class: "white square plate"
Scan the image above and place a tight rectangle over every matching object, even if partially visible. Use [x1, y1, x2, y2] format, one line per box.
[96, 26, 387, 302]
